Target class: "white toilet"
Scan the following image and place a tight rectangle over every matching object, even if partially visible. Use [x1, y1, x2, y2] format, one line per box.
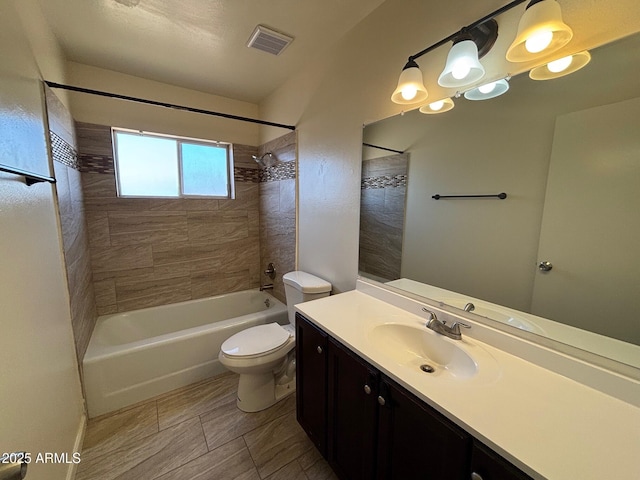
[219, 271, 332, 412]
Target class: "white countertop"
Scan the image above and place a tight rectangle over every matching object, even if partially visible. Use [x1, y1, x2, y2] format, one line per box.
[295, 283, 640, 480]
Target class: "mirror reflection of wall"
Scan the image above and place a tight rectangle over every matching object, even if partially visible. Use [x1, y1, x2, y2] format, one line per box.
[359, 152, 408, 281]
[361, 33, 640, 358]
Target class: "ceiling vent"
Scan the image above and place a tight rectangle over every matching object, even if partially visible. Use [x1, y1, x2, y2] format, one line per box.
[247, 25, 294, 56]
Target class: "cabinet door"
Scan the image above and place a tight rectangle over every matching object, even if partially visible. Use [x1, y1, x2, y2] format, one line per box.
[295, 313, 329, 456]
[328, 338, 379, 480]
[376, 378, 471, 480]
[470, 441, 533, 480]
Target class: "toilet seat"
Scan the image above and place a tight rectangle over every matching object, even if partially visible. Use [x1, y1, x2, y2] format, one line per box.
[221, 323, 291, 358]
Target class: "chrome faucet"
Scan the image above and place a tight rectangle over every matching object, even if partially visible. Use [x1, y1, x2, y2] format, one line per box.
[260, 284, 274, 291]
[422, 308, 470, 341]
[463, 302, 475, 312]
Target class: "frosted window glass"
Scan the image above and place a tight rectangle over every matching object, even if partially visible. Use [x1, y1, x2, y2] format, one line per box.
[115, 132, 179, 197]
[181, 143, 229, 197]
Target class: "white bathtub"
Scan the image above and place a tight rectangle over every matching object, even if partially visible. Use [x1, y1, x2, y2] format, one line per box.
[83, 289, 288, 418]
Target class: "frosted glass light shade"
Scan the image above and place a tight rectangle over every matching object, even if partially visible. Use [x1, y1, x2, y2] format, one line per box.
[529, 50, 591, 80]
[419, 97, 455, 114]
[464, 78, 510, 100]
[438, 40, 486, 88]
[391, 61, 428, 104]
[507, 0, 573, 62]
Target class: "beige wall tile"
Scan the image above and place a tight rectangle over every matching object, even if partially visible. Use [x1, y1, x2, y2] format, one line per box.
[78, 123, 290, 314]
[93, 279, 117, 308]
[109, 211, 189, 246]
[82, 172, 117, 199]
[91, 244, 154, 273]
[115, 275, 192, 312]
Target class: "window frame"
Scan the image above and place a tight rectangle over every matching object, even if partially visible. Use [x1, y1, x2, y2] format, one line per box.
[112, 127, 235, 199]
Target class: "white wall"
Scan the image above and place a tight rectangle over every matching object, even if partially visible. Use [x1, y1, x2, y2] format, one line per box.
[1, 1, 85, 479]
[259, 0, 640, 293]
[67, 62, 261, 146]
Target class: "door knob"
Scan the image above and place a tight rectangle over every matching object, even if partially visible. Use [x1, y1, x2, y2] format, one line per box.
[538, 261, 553, 272]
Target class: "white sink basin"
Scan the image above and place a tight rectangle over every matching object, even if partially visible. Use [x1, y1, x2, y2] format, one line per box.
[368, 323, 478, 379]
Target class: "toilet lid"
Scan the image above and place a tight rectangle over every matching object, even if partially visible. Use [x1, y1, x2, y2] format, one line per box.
[221, 323, 291, 357]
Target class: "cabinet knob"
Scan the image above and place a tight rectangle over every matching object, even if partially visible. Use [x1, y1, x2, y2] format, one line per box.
[316, 346, 323, 354]
[470, 473, 483, 480]
[364, 384, 372, 395]
[377, 396, 386, 406]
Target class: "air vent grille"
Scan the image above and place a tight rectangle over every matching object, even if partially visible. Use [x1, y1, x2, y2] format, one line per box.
[247, 25, 293, 56]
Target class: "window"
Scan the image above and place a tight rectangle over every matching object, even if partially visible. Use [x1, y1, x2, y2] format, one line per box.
[112, 128, 233, 198]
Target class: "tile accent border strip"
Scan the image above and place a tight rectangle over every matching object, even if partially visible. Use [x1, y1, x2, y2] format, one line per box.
[50, 131, 80, 170]
[361, 174, 407, 189]
[234, 167, 261, 183]
[260, 161, 296, 183]
[80, 154, 115, 174]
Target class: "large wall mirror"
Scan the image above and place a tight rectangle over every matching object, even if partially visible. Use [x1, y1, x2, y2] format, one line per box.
[360, 32, 640, 372]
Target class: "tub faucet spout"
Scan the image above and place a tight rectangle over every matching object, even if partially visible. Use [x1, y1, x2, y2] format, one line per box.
[260, 284, 274, 291]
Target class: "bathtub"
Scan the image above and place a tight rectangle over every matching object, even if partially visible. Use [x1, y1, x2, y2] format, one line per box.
[83, 289, 288, 418]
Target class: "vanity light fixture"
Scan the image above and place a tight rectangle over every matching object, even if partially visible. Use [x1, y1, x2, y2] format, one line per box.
[391, 60, 429, 104]
[506, 0, 573, 62]
[529, 50, 591, 80]
[391, 0, 528, 105]
[419, 97, 455, 114]
[438, 20, 498, 88]
[464, 78, 510, 100]
[390, 0, 575, 105]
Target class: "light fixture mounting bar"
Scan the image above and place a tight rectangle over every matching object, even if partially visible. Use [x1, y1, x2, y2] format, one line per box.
[408, 0, 528, 63]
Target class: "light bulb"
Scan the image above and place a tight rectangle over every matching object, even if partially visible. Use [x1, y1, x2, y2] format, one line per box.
[478, 82, 496, 94]
[429, 100, 444, 111]
[452, 61, 471, 80]
[401, 86, 418, 101]
[525, 30, 553, 53]
[547, 55, 573, 73]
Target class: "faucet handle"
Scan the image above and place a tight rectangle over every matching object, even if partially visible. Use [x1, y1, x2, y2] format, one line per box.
[450, 321, 471, 334]
[421, 307, 437, 324]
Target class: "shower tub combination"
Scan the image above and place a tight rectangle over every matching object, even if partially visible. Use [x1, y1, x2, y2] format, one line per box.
[83, 289, 288, 418]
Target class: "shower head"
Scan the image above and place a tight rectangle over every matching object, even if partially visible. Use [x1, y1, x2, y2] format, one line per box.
[252, 152, 277, 168]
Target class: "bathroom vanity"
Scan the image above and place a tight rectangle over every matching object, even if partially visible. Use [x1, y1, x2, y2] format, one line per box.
[294, 279, 640, 480]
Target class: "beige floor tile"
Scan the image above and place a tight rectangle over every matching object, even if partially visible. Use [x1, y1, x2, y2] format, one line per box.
[297, 447, 337, 480]
[296, 447, 323, 471]
[83, 402, 158, 457]
[263, 460, 308, 480]
[76, 417, 207, 480]
[157, 372, 238, 430]
[304, 458, 338, 480]
[243, 411, 314, 478]
[155, 437, 260, 480]
[201, 394, 295, 451]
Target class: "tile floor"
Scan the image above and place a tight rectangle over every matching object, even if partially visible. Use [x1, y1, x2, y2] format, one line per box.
[76, 372, 338, 480]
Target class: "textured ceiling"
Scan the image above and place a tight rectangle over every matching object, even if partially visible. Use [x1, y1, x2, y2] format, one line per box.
[38, 0, 385, 103]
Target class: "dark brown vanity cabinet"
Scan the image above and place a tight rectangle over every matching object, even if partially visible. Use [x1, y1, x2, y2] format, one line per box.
[295, 312, 329, 455]
[295, 313, 533, 480]
[469, 441, 533, 480]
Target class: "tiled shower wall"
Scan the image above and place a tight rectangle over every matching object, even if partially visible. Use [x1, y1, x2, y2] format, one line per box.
[77, 123, 296, 313]
[258, 131, 297, 303]
[45, 87, 98, 362]
[359, 153, 408, 281]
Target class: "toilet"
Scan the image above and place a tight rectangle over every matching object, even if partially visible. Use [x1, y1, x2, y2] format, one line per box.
[219, 271, 332, 412]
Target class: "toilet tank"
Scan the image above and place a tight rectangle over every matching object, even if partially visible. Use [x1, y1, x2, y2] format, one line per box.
[283, 271, 332, 325]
